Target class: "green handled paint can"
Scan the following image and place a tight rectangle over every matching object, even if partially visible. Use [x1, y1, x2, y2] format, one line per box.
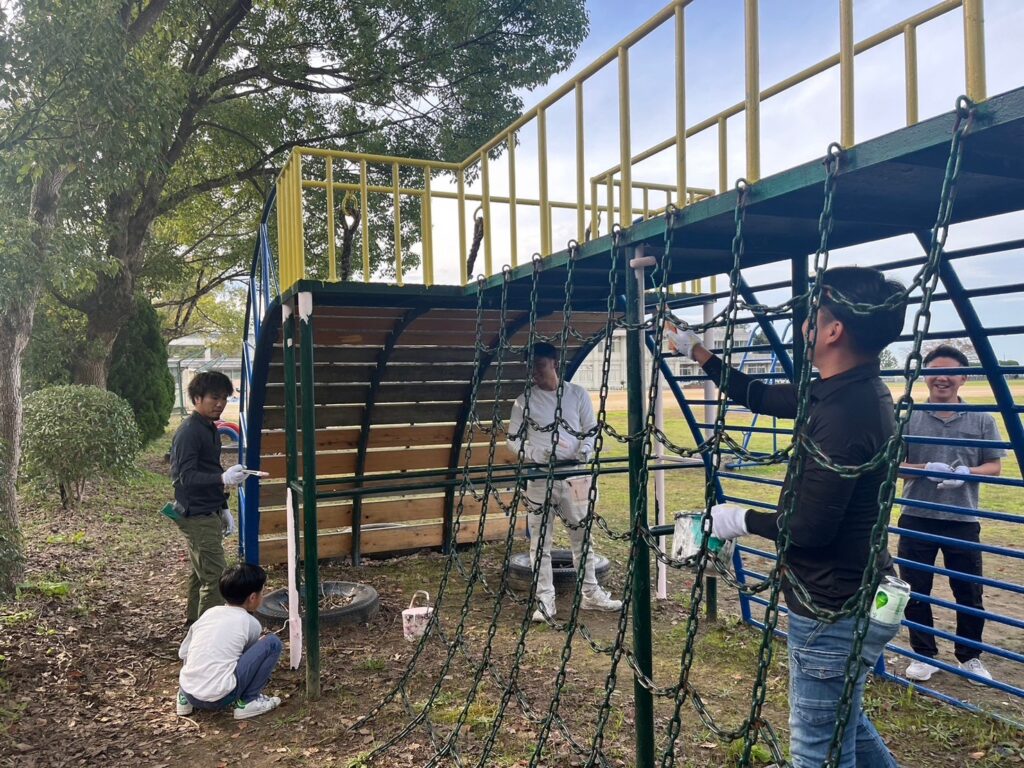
[671, 512, 732, 565]
[870, 575, 911, 625]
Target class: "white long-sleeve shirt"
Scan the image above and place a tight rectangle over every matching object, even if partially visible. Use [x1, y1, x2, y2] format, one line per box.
[506, 382, 597, 464]
[178, 605, 262, 701]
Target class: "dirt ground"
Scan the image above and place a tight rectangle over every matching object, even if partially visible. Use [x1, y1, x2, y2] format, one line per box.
[2, 441, 1023, 768]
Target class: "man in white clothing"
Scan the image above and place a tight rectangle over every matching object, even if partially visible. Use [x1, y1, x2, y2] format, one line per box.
[507, 342, 622, 622]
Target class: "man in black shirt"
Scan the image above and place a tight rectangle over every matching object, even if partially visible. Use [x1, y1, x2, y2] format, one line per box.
[170, 371, 247, 624]
[671, 267, 907, 768]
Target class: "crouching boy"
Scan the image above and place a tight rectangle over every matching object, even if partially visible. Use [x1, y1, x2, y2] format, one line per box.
[176, 563, 283, 719]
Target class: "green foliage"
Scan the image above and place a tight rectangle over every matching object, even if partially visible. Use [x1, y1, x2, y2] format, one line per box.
[108, 297, 175, 445]
[21, 385, 140, 508]
[20, 297, 82, 393]
[16, 581, 70, 600]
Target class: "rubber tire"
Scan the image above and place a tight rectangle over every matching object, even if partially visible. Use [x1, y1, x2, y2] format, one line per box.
[256, 581, 379, 627]
[507, 548, 610, 593]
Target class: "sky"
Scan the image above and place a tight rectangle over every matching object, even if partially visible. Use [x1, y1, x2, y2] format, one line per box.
[368, 0, 1024, 360]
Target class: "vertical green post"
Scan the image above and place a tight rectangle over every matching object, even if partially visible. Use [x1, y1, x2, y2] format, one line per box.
[282, 299, 302, 671]
[626, 249, 655, 768]
[791, 256, 809, 381]
[298, 292, 321, 699]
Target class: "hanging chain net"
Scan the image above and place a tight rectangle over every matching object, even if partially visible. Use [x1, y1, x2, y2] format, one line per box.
[348, 97, 974, 768]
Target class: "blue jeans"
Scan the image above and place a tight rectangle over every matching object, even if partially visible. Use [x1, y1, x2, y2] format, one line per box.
[185, 634, 283, 709]
[787, 613, 899, 768]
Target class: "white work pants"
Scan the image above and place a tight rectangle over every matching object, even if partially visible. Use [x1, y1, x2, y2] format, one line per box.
[526, 477, 599, 603]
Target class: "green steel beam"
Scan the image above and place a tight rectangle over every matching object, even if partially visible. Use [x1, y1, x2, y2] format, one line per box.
[298, 293, 321, 699]
[625, 252, 655, 768]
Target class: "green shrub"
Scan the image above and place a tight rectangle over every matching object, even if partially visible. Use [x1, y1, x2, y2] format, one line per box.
[21, 385, 140, 508]
[108, 296, 175, 445]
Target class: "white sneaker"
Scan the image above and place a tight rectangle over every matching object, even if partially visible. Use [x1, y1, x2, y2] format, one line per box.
[531, 599, 556, 623]
[959, 658, 993, 685]
[176, 690, 193, 716]
[905, 659, 939, 682]
[233, 693, 281, 720]
[580, 588, 622, 612]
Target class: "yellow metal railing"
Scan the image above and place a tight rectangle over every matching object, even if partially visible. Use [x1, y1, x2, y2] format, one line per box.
[275, 0, 989, 291]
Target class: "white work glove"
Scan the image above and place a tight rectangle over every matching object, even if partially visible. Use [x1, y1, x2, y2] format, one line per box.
[220, 508, 237, 537]
[664, 324, 703, 360]
[938, 464, 971, 489]
[577, 445, 593, 464]
[924, 462, 954, 483]
[527, 443, 552, 464]
[709, 503, 749, 540]
[221, 463, 247, 487]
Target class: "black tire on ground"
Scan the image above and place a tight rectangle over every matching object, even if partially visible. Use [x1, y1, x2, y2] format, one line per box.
[507, 549, 610, 593]
[256, 581, 379, 627]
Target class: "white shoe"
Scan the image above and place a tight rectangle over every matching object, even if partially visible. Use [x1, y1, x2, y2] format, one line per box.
[233, 693, 281, 720]
[531, 599, 556, 623]
[176, 690, 193, 716]
[580, 588, 622, 612]
[905, 659, 939, 682]
[959, 658, 992, 685]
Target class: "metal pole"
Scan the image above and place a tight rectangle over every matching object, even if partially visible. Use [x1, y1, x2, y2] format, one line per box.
[963, 0, 987, 103]
[626, 248, 655, 768]
[297, 291, 321, 699]
[840, 0, 855, 148]
[655, 354, 667, 600]
[702, 296, 718, 621]
[744, 0, 761, 182]
[281, 298, 304, 678]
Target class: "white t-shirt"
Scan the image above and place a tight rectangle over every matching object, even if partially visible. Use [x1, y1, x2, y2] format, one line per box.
[178, 605, 262, 702]
[507, 382, 596, 464]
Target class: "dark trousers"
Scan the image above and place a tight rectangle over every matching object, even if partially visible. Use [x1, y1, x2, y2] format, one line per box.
[897, 514, 985, 663]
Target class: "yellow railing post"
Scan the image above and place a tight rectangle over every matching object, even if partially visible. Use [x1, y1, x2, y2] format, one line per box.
[618, 46, 632, 228]
[575, 82, 586, 242]
[458, 168, 467, 285]
[963, 0, 987, 102]
[359, 159, 370, 282]
[422, 165, 433, 286]
[718, 116, 728, 194]
[481, 151, 493, 276]
[326, 156, 337, 282]
[392, 162, 402, 286]
[590, 179, 599, 239]
[904, 24, 919, 126]
[744, 0, 761, 183]
[675, 1, 686, 207]
[508, 131, 519, 267]
[538, 108, 551, 255]
[840, 0, 855, 147]
[606, 176, 614, 233]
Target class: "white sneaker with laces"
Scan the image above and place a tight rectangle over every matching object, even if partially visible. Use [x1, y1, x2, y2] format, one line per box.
[233, 693, 281, 720]
[959, 657, 992, 685]
[905, 659, 939, 682]
[580, 588, 622, 612]
[531, 599, 556, 623]
[176, 690, 193, 716]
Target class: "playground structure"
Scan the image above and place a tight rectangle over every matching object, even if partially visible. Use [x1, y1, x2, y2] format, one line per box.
[236, 0, 1024, 763]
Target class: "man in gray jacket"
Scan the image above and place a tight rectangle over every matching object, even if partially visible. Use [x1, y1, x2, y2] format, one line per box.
[899, 345, 1003, 684]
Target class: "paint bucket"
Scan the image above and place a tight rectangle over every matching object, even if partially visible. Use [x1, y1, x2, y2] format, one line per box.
[670, 512, 733, 566]
[402, 590, 433, 641]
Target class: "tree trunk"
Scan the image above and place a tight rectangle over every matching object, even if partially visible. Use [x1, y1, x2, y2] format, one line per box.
[71, 212, 140, 388]
[0, 169, 68, 597]
[70, 272, 133, 388]
[0, 291, 36, 595]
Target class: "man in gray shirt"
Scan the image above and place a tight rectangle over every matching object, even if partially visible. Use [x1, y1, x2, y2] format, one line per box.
[898, 345, 1004, 684]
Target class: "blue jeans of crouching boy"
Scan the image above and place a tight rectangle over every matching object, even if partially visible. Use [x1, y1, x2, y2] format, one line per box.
[787, 613, 900, 768]
[185, 634, 283, 709]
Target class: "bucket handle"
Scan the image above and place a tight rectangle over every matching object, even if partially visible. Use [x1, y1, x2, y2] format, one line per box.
[408, 590, 431, 610]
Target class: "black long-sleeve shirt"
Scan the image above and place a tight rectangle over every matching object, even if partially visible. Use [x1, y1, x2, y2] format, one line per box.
[702, 356, 896, 617]
[170, 413, 225, 516]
